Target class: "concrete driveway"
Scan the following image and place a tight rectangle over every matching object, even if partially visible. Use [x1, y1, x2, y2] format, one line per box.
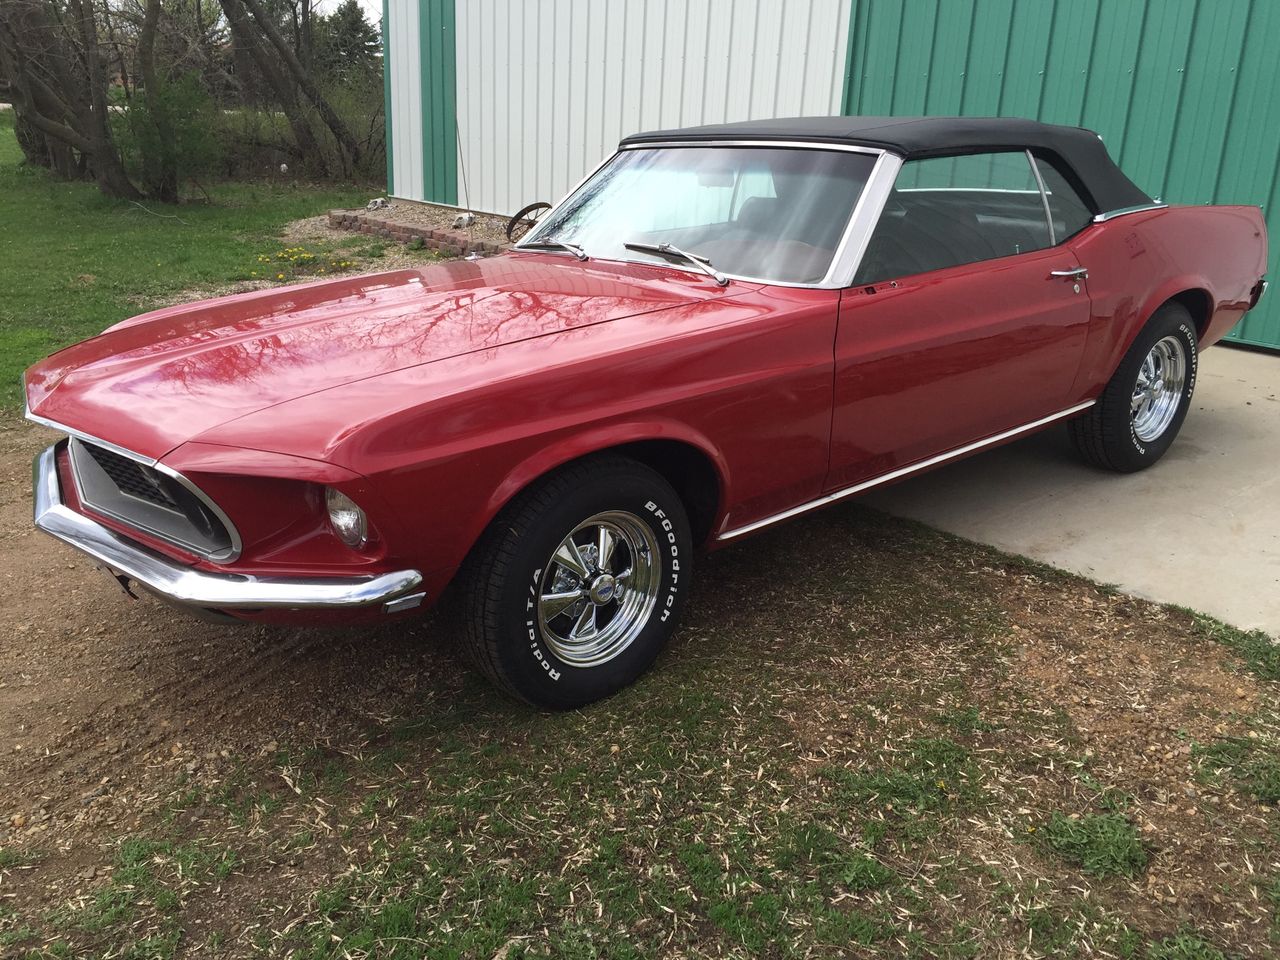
[863, 346, 1280, 636]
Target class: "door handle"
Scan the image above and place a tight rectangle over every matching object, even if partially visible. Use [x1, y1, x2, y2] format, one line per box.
[1050, 267, 1088, 280]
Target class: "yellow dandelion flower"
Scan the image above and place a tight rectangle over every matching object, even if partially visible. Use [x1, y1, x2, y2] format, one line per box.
[277, 273, 285, 280]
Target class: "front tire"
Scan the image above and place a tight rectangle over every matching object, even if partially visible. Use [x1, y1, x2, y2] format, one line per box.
[1069, 301, 1198, 472]
[458, 456, 692, 709]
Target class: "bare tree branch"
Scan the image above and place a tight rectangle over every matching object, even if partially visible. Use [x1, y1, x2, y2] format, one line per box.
[238, 0, 361, 174]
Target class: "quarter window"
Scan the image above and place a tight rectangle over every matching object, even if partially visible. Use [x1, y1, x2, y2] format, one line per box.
[855, 150, 1055, 284]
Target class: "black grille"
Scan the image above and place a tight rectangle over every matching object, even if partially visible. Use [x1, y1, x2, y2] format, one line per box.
[79, 442, 181, 510]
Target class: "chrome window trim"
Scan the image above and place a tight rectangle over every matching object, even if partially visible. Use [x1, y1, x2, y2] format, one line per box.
[895, 186, 1043, 194]
[515, 140, 900, 290]
[717, 400, 1097, 541]
[1092, 202, 1168, 223]
[616, 139, 887, 156]
[827, 151, 901, 287]
[25, 408, 244, 563]
[1027, 148, 1058, 245]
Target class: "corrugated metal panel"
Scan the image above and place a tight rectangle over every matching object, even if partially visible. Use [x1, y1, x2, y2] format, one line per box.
[845, 0, 1280, 350]
[384, 0, 455, 204]
[386, 0, 422, 200]
[419, 0, 457, 204]
[452, 0, 852, 217]
[382, 0, 392, 191]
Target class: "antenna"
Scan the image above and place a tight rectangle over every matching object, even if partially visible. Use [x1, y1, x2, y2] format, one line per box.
[455, 118, 478, 255]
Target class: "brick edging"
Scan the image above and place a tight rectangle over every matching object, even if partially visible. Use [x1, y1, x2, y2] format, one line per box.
[327, 211, 505, 258]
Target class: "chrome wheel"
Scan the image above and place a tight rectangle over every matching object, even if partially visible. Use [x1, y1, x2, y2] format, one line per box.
[537, 510, 660, 668]
[1130, 336, 1186, 443]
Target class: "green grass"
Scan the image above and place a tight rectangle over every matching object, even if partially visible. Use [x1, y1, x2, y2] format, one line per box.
[1145, 933, 1230, 960]
[1041, 812, 1149, 879]
[822, 735, 986, 839]
[0, 113, 369, 408]
[1188, 612, 1280, 683]
[1195, 733, 1280, 805]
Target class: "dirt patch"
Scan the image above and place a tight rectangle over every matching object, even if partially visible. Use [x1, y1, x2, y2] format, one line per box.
[278, 214, 462, 273]
[0, 421, 449, 845]
[122, 210, 484, 312]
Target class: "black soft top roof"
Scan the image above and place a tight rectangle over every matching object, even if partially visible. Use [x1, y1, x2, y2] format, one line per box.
[620, 116, 1151, 212]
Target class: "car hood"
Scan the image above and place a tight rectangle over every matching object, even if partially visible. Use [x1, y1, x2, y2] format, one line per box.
[25, 255, 713, 460]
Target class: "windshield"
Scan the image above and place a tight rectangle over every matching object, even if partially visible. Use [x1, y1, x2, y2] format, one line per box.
[523, 146, 878, 284]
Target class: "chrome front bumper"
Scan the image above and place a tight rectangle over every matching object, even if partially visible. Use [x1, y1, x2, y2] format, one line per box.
[33, 444, 424, 615]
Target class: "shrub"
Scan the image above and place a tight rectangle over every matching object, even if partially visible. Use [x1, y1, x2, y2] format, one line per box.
[115, 73, 223, 198]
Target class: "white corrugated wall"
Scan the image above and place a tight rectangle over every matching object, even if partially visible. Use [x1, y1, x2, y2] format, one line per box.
[386, 0, 424, 201]
[451, 0, 853, 215]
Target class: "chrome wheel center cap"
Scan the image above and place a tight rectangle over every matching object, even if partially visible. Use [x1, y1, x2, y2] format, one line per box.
[588, 574, 618, 604]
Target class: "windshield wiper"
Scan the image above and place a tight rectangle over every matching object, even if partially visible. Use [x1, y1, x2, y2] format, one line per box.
[623, 241, 729, 286]
[521, 237, 588, 261]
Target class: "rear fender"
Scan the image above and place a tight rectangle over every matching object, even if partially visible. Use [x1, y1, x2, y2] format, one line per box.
[1136, 274, 1215, 345]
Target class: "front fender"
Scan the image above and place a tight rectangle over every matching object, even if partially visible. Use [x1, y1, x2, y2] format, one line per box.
[471, 418, 732, 551]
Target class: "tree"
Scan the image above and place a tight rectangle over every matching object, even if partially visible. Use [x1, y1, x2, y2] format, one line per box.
[314, 0, 377, 85]
[0, 0, 383, 195]
[232, 0, 362, 175]
[0, 0, 141, 197]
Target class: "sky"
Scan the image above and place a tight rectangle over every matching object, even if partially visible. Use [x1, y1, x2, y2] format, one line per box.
[333, 0, 384, 27]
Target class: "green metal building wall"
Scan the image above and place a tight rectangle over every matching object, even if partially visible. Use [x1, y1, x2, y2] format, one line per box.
[843, 0, 1278, 350]
[383, 0, 457, 206]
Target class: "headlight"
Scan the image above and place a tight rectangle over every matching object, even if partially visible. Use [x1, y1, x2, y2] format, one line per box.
[325, 487, 368, 548]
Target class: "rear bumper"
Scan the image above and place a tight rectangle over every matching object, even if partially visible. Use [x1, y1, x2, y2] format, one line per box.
[1251, 278, 1269, 308]
[33, 443, 425, 617]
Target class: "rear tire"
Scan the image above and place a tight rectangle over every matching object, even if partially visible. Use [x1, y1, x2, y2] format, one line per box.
[458, 455, 692, 709]
[1069, 302, 1198, 472]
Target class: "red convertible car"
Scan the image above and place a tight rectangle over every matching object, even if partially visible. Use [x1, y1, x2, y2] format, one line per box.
[26, 117, 1269, 708]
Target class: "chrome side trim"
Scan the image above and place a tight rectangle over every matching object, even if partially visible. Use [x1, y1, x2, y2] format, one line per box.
[34, 444, 423, 611]
[26, 409, 245, 563]
[717, 400, 1096, 541]
[516, 140, 895, 290]
[1092, 202, 1168, 223]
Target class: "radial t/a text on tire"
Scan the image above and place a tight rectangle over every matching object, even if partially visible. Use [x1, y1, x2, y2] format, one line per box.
[458, 455, 693, 709]
[1069, 301, 1198, 473]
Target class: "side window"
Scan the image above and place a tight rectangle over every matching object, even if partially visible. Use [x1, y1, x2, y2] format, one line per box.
[1033, 156, 1094, 241]
[855, 150, 1053, 285]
